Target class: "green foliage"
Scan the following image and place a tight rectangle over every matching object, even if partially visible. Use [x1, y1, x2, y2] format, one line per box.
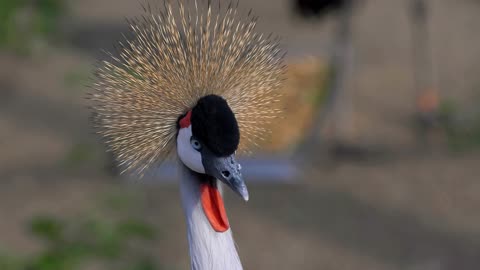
[35, 0, 64, 33]
[30, 216, 65, 242]
[102, 191, 141, 212]
[0, 254, 23, 270]
[0, 0, 23, 44]
[309, 65, 331, 107]
[0, 0, 65, 53]
[439, 99, 480, 151]
[63, 143, 98, 167]
[0, 193, 165, 270]
[61, 142, 109, 173]
[63, 68, 91, 90]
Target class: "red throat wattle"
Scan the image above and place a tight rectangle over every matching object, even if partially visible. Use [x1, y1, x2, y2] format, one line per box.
[200, 182, 230, 232]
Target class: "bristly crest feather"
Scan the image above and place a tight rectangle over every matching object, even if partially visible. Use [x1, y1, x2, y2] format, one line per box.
[89, 0, 285, 176]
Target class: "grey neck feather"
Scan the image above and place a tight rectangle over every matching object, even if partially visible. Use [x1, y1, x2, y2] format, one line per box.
[178, 163, 243, 270]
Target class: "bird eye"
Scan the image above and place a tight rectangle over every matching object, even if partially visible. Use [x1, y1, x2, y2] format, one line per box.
[190, 137, 202, 151]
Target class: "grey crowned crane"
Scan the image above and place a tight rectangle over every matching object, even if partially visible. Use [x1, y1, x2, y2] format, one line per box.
[89, 1, 285, 269]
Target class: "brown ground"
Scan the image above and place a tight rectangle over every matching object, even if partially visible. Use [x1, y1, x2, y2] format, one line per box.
[1, 0, 480, 269]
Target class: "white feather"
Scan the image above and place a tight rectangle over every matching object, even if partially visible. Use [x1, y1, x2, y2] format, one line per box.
[177, 126, 205, 174]
[179, 162, 243, 270]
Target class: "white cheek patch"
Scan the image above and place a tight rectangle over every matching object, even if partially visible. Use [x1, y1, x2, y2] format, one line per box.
[177, 126, 205, 174]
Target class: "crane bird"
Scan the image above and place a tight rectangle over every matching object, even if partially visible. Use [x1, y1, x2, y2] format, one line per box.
[89, 1, 285, 269]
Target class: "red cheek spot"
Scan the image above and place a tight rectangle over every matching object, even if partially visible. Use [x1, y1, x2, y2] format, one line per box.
[179, 110, 192, 128]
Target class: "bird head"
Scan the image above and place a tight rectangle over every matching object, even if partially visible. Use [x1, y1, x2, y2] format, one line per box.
[176, 95, 248, 201]
[90, 1, 285, 233]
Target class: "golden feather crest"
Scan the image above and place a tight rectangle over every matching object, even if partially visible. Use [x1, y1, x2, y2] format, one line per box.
[90, 0, 285, 175]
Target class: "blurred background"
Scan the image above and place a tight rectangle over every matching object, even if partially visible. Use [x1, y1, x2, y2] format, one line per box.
[1, 0, 480, 269]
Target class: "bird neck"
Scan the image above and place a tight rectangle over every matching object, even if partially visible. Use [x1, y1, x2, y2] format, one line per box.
[178, 163, 243, 270]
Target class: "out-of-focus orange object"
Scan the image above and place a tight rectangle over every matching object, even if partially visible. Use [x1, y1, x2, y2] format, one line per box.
[416, 89, 439, 113]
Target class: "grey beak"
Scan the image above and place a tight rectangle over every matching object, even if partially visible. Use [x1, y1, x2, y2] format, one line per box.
[201, 149, 249, 201]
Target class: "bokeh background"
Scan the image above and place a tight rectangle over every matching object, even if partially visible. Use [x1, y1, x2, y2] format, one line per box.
[1, 0, 480, 269]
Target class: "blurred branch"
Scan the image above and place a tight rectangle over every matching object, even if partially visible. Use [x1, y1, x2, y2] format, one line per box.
[297, 0, 355, 158]
[410, 0, 440, 128]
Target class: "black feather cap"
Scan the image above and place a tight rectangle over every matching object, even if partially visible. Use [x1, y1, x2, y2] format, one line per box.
[191, 95, 240, 157]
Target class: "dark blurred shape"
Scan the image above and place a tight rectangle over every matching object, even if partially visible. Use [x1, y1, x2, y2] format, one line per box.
[65, 23, 128, 59]
[411, 0, 427, 19]
[293, 0, 350, 18]
[328, 141, 390, 163]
